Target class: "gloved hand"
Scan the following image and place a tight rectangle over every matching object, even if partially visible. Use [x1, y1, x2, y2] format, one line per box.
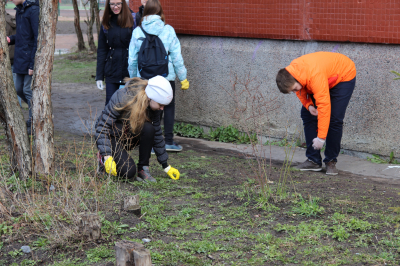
[180, 79, 189, 90]
[104, 156, 117, 176]
[164, 165, 180, 180]
[312, 137, 325, 150]
[96, 80, 104, 90]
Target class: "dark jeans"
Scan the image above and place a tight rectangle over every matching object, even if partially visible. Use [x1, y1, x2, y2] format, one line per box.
[105, 82, 124, 106]
[107, 122, 154, 179]
[301, 78, 356, 165]
[14, 73, 33, 124]
[163, 81, 176, 145]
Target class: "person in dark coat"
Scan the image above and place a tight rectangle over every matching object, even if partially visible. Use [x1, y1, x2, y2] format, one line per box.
[135, 0, 146, 27]
[5, 11, 21, 107]
[7, 0, 39, 134]
[96, 0, 136, 106]
[95, 76, 180, 182]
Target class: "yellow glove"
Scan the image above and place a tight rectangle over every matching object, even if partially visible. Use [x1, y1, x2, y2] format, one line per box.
[104, 156, 117, 176]
[180, 79, 189, 90]
[164, 165, 180, 180]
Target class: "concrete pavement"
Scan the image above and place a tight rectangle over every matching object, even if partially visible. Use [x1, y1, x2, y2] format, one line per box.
[175, 136, 400, 180]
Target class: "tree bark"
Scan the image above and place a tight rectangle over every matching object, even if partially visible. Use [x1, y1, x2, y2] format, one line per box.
[31, 0, 58, 176]
[0, 2, 32, 179]
[79, 213, 101, 240]
[71, 0, 86, 51]
[82, 0, 96, 52]
[92, 0, 101, 36]
[115, 241, 152, 266]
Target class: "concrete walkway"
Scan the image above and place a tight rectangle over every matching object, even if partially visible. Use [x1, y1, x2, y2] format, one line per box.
[175, 136, 400, 180]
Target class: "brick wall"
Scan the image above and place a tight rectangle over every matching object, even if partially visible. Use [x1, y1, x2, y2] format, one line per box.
[130, 0, 400, 44]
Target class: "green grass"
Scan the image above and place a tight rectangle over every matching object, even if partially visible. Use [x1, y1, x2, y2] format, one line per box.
[53, 52, 97, 83]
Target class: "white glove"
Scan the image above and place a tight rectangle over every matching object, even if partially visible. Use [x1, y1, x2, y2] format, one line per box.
[312, 137, 325, 150]
[96, 80, 104, 90]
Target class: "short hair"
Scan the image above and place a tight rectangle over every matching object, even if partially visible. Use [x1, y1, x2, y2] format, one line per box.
[276, 68, 297, 94]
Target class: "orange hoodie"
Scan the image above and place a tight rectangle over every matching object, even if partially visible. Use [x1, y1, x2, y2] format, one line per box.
[285, 52, 356, 139]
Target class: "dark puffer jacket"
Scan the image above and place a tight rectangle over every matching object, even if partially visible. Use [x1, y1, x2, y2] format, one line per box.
[96, 14, 133, 83]
[9, 0, 39, 74]
[95, 85, 168, 166]
[135, 5, 144, 27]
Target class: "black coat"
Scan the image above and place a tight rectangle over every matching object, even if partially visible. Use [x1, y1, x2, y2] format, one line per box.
[136, 5, 144, 27]
[95, 85, 169, 167]
[9, 0, 39, 74]
[96, 14, 133, 83]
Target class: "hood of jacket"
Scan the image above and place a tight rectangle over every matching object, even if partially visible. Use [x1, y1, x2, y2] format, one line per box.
[141, 15, 165, 36]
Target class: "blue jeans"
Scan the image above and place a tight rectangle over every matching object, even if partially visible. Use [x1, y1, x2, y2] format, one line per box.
[105, 82, 124, 106]
[163, 81, 176, 145]
[14, 73, 33, 124]
[301, 78, 356, 165]
[11, 65, 22, 107]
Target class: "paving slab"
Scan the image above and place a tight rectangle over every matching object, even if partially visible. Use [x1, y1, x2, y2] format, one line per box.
[175, 136, 400, 180]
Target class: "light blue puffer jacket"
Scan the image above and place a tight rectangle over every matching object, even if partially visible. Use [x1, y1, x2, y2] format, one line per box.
[128, 15, 187, 81]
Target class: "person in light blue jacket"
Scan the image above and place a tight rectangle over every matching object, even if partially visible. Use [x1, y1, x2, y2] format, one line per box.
[128, 0, 190, 152]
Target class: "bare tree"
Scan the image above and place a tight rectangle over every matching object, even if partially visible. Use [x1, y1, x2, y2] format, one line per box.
[31, 0, 59, 176]
[92, 0, 101, 36]
[82, 0, 96, 52]
[0, 2, 32, 179]
[72, 0, 86, 51]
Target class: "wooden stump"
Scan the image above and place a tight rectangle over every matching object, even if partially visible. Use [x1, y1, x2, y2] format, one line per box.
[79, 213, 101, 241]
[115, 240, 152, 266]
[123, 195, 141, 216]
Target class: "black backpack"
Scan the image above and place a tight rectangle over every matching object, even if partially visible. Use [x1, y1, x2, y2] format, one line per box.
[137, 26, 169, 79]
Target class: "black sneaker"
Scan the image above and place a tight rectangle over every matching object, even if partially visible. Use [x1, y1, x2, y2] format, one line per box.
[137, 166, 157, 183]
[296, 159, 322, 171]
[325, 161, 338, 175]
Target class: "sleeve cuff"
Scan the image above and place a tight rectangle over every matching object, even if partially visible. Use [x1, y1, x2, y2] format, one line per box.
[162, 163, 169, 170]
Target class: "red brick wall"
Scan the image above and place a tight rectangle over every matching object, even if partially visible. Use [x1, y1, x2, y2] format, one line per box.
[130, 0, 400, 44]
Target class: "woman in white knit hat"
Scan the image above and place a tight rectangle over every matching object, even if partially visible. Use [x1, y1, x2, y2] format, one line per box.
[95, 76, 180, 182]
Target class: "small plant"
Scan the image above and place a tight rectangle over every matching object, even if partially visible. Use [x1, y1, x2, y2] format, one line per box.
[86, 245, 115, 263]
[33, 237, 49, 248]
[292, 196, 325, 217]
[367, 152, 400, 164]
[0, 222, 13, 236]
[331, 225, 350, 241]
[173, 123, 204, 138]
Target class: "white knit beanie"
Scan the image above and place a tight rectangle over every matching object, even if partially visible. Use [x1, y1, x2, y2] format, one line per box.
[145, 76, 173, 105]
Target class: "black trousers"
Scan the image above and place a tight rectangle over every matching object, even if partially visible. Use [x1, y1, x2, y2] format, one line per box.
[108, 122, 155, 179]
[162, 81, 176, 145]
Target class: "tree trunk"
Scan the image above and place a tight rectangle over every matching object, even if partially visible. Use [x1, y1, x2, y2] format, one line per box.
[0, 2, 32, 179]
[115, 241, 152, 266]
[82, 0, 96, 52]
[0, 105, 18, 170]
[92, 0, 101, 36]
[79, 213, 101, 240]
[31, 0, 58, 176]
[123, 195, 141, 216]
[71, 0, 86, 51]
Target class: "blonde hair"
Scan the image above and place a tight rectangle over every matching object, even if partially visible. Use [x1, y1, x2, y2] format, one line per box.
[115, 78, 151, 134]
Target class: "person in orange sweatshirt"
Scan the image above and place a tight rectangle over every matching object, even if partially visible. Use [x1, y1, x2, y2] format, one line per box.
[276, 52, 356, 175]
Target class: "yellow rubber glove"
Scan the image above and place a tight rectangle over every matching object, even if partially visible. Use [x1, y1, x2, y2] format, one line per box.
[164, 165, 180, 180]
[180, 79, 189, 90]
[104, 156, 117, 176]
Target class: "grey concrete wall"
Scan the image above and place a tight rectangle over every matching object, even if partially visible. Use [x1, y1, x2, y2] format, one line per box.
[174, 35, 400, 157]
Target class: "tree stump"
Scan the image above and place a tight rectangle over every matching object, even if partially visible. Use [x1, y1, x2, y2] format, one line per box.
[115, 240, 152, 266]
[123, 195, 141, 216]
[79, 213, 101, 241]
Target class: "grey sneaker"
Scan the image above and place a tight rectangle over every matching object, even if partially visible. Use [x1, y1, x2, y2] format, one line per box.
[325, 161, 338, 175]
[296, 159, 322, 171]
[136, 166, 157, 183]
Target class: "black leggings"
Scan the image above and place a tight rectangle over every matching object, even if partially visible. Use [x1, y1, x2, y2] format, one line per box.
[108, 122, 155, 179]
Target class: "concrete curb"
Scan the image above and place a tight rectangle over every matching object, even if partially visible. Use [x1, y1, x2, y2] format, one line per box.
[175, 136, 400, 180]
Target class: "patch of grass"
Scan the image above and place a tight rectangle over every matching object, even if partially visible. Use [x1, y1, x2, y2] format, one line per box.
[291, 196, 325, 217]
[53, 52, 97, 83]
[86, 245, 115, 263]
